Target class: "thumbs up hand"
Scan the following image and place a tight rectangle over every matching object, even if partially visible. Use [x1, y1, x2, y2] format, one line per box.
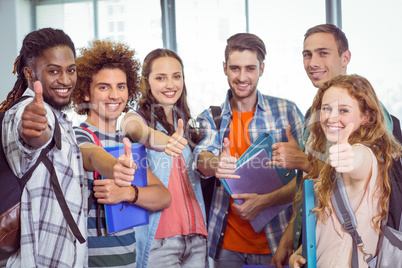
[114, 137, 137, 187]
[329, 123, 355, 173]
[215, 137, 240, 179]
[267, 125, 307, 170]
[165, 118, 188, 157]
[21, 81, 48, 139]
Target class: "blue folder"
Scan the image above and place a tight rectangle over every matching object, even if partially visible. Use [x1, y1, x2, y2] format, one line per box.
[302, 179, 317, 268]
[102, 143, 149, 234]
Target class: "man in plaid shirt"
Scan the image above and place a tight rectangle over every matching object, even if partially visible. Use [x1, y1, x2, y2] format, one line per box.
[1, 28, 87, 268]
[194, 33, 304, 267]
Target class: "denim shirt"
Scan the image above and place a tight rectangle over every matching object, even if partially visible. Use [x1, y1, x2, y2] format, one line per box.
[132, 113, 207, 268]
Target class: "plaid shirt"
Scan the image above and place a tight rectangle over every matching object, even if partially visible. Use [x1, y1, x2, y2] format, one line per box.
[2, 90, 87, 268]
[193, 89, 304, 260]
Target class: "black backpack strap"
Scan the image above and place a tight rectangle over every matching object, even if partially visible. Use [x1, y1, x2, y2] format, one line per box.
[20, 111, 85, 243]
[332, 172, 374, 267]
[42, 156, 85, 243]
[79, 125, 103, 236]
[210, 106, 222, 130]
[391, 115, 402, 144]
[209, 106, 223, 188]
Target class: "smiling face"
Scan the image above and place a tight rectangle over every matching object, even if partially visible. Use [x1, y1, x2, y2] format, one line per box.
[303, 33, 350, 88]
[320, 86, 368, 143]
[26, 46, 77, 110]
[84, 68, 128, 129]
[223, 50, 264, 103]
[148, 56, 183, 108]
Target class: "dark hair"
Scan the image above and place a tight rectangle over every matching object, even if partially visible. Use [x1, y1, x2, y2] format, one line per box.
[304, 24, 349, 56]
[137, 48, 201, 149]
[224, 33, 266, 64]
[72, 39, 141, 115]
[0, 28, 75, 112]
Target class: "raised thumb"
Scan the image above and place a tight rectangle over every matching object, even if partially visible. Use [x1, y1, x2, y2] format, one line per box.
[339, 123, 354, 144]
[286, 125, 295, 142]
[33, 81, 44, 105]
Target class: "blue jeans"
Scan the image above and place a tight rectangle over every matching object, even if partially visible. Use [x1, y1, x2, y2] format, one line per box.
[215, 248, 272, 268]
[147, 234, 207, 268]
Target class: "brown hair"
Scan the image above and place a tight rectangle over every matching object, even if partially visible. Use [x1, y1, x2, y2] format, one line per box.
[298, 74, 401, 230]
[137, 48, 201, 149]
[224, 33, 266, 64]
[304, 24, 349, 56]
[71, 39, 141, 115]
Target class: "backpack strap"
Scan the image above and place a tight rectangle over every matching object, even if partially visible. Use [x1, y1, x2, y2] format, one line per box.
[5, 97, 85, 244]
[80, 126, 103, 179]
[331, 172, 374, 267]
[210, 106, 222, 130]
[79, 126, 103, 236]
[209, 105, 224, 188]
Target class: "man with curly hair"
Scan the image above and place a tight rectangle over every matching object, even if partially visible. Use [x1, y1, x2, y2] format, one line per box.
[72, 39, 176, 267]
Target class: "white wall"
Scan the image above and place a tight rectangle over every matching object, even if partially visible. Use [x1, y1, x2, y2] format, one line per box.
[0, 0, 30, 102]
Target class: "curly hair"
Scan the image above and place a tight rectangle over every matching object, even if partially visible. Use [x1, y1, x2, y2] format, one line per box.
[137, 48, 202, 149]
[72, 39, 141, 115]
[298, 74, 402, 230]
[0, 28, 75, 112]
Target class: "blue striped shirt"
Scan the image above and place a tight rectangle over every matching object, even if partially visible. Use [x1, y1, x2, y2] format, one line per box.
[193, 89, 304, 260]
[74, 122, 136, 268]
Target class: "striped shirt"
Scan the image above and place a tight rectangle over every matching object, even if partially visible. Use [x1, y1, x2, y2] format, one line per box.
[2, 90, 87, 268]
[74, 122, 136, 268]
[193, 89, 304, 260]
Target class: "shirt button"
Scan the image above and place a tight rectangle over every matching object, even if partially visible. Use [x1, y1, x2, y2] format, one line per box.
[296, 231, 300, 236]
[225, 211, 228, 214]
[300, 209, 303, 213]
[77, 155, 80, 159]
[67, 130, 70, 134]
[221, 233, 224, 236]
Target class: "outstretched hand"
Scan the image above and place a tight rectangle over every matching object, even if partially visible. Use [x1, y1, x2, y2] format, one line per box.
[114, 137, 137, 187]
[215, 137, 239, 179]
[21, 81, 48, 139]
[266, 125, 307, 170]
[329, 123, 354, 173]
[165, 118, 188, 157]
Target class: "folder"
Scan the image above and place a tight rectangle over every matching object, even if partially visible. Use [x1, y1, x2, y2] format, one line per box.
[102, 143, 149, 234]
[221, 132, 295, 232]
[302, 179, 317, 268]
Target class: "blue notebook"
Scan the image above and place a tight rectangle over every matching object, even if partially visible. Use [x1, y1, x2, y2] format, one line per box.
[221, 132, 296, 232]
[102, 143, 149, 234]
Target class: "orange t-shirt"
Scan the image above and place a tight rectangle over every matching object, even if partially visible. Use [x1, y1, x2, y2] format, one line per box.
[221, 109, 270, 254]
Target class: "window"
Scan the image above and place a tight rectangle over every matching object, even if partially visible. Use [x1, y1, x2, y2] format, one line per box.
[343, 0, 402, 120]
[247, 0, 325, 115]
